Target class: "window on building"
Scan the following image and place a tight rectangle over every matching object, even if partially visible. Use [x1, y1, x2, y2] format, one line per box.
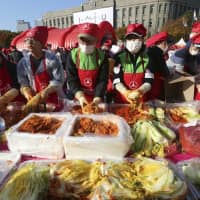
[158, 4, 162, 13]
[142, 6, 146, 15]
[179, 5, 182, 14]
[122, 8, 126, 17]
[157, 18, 160, 28]
[164, 3, 167, 14]
[116, 9, 120, 18]
[135, 6, 139, 18]
[49, 20, 52, 27]
[70, 16, 73, 24]
[61, 17, 64, 25]
[66, 17, 68, 26]
[163, 18, 166, 26]
[53, 19, 56, 26]
[150, 5, 154, 15]
[174, 3, 178, 18]
[149, 19, 152, 27]
[57, 18, 60, 26]
[129, 7, 132, 17]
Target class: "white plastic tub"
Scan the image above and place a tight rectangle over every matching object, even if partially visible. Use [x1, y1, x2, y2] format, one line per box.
[0, 151, 21, 186]
[7, 112, 74, 159]
[63, 114, 133, 160]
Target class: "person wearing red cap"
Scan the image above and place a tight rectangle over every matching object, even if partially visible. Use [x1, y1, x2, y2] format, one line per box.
[146, 31, 172, 100]
[189, 21, 200, 39]
[0, 51, 22, 107]
[100, 39, 116, 103]
[8, 45, 23, 64]
[171, 33, 200, 100]
[66, 22, 109, 107]
[113, 23, 154, 103]
[17, 26, 64, 111]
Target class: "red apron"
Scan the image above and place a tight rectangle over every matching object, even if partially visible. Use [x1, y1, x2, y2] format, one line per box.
[33, 59, 63, 111]
[0, 64, 25, 102]
[146, 72, 164, 100]
[184, 65, 200, 100]
[76, 50, 99, 102]
[115, 72, 145, 103]
[195, 87, 200, 100]
[0, 64, 12, 95]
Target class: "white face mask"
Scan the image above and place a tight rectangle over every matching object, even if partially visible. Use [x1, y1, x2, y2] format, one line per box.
[189, 32, 196, 39]
[79, 43, 95, 54]
[189, 49, 199, 56]
[125, 40, 142, 54]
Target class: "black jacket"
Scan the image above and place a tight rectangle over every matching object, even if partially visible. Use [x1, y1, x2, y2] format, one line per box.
[147, 46, 170, 77]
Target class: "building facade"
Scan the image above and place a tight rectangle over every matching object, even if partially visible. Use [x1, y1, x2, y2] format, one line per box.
[42, 0, 200, 35]
[16, 20, 31, 32]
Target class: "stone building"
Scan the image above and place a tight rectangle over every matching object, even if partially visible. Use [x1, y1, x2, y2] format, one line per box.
[42, 0, 200, 35]
[16, 20, 31, 32]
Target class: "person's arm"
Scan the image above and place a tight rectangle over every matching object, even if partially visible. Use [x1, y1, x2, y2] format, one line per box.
[65, 51, 82, 95]
[6, 61, 20, 89]
[17, 59, 30, 88]
[39, 54, 65, 101]
[170, 46, 189, 65]
[113, 54, 124, 87]
[48, 54, 64, 87]
[94, 56, 109, 99]
[17, 58, 35, 101]
[147, 47, 170, 77]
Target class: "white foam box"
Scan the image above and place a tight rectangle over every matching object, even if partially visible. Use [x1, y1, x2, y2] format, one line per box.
[63, 114, 133, 160]
[6, 112, 74, 159]
[0, 152, 21, 186]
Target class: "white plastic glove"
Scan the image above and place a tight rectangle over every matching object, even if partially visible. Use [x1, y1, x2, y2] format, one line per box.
[128, 90, 141, 100]
[20, 86, 34, 101]
[75, 91, 88, 108]
[40, 85, 57, 102]
[138, 83, 151, 94]
[128, 83, 151, 101]
[92, 97, 102, 105]
[115, 83, 132, 103]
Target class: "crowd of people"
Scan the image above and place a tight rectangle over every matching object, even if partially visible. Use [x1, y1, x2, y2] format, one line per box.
[0, 21, 200, 111]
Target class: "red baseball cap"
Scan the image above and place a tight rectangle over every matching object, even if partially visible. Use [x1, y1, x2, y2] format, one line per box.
[146, 32, 169, 47]
[125, 23, 147, 38]
[103, 39, 112, 48]
[25, 26, 48, 46]
[78, 23, 100, 41]
[191, 33, 200, 48]
[191, 22, 200, 33]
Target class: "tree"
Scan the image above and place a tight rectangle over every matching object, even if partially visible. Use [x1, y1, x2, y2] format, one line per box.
[0, 30, 18, 48]
[162, 11, 194, 41]
[115, 27, 126, 40]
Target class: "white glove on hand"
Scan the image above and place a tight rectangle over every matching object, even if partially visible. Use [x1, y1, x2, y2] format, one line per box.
[138, 83, 151, 94]
[92, 97, 102, 105]
[128, 90, 141, 100]
[79, 96, 88, 108]
[40, 85, 57, 102]
[115, 83, 133, 103]
[75, 91, 88, 108]
[21, 86, 34, 101]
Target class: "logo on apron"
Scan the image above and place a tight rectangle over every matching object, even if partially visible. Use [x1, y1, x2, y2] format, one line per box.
[129, 81, 138, 89]
[83, 78, 92, 87]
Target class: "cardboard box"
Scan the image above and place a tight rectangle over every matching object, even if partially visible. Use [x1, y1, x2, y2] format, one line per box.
[165, 71, 195, 103]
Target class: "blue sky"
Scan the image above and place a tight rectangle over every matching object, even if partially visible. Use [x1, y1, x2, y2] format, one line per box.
[0, 0, 84, 32]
